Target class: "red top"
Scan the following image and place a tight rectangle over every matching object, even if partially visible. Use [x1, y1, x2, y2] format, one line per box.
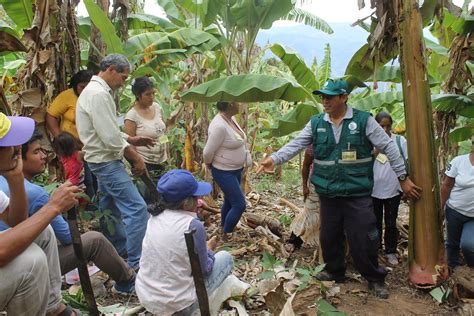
[60, 151, 84, 186]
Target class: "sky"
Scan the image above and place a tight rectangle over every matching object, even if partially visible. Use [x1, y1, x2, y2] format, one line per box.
[77, 0, 470, 24]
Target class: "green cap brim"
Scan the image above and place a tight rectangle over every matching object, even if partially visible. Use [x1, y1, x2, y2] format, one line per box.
[312, 89, 345, 96]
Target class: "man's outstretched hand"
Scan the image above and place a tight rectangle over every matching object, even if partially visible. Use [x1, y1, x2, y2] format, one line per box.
[257, 156, 275, 174]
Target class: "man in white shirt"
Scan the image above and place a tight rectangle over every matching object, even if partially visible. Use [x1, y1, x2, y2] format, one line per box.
[0, 113, 80, 315]
[76, 54, 153, 269]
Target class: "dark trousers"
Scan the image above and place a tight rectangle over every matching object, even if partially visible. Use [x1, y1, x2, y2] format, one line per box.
[319, 195, 387, 282]
[211, 166, 246, 233]
[445, 205, 474, 268]
[372, 194, 401, 254]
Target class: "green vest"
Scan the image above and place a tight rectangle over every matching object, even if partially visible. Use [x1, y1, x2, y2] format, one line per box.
[310, 108, 374, 198]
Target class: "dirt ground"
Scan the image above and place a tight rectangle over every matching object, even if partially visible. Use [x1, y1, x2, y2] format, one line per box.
[201, 175, 456, 315]
[83, 172, 464, 315]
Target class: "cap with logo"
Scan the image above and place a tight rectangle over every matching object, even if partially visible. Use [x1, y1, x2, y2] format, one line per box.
[157, 169, 212, 203]
[0, 112, 35, 147]
[313, 79, 349, 96]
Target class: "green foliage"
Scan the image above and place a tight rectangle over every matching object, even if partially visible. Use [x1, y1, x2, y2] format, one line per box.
[270, 103, 319, 137]
[351, 91, 404, 112]
[181, 74, 310, 103]
[316, 299, 346, 316]
[61, 289, 88, 312]
[0, 0, 33, 29]
[316, 44, 331, 88]
[83, 0, 125, 54]
[296, 264, 325, 291]
[270, 44, 318, 91]
[281, 8, 333, 34]
[432, 94, 474, 118]
[257, 251, 283, 280]
[429, 286, 451, 303]
[278, 214, 292, 227]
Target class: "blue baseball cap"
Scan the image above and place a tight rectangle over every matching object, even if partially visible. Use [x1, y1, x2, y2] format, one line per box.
[157, 169, 212, 203]
[313, 79, 349, 96]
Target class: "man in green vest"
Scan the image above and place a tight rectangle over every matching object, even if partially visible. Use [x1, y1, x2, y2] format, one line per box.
[259, 79, 422, 299]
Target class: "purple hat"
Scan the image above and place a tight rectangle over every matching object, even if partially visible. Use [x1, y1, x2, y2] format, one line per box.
[157, 169, 212, 203]
[0, 113, 35, 147]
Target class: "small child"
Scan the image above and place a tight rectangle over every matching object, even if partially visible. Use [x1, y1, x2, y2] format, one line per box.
[53, 131, 84, 187]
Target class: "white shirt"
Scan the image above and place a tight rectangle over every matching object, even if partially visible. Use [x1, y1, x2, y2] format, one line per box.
[125, 103, 168, 164]
[0, 190, 9, 214]
[372, 134, 407, 199]
[136, 209, 197, 314]
[445, 154, 474, 217]
[76, 76, 129, 163]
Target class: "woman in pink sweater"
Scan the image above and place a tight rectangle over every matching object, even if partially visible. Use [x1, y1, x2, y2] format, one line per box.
[203, 102, 249, 234]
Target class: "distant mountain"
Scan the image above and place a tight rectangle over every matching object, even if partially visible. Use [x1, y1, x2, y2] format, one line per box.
[256, 23, 369, 77]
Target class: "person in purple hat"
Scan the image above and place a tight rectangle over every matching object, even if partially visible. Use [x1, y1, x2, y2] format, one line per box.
[136, 169, 233, 315]
[0, 113, 81, 315]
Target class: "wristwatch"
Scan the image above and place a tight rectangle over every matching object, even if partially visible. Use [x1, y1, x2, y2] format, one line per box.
[398, 174, 407, 181]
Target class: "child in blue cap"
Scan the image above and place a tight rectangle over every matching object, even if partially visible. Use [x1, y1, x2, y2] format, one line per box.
[136, 169, 233, 315]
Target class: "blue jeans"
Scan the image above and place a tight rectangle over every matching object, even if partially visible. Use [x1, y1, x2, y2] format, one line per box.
[211, 167, 246, 233]
[175, 251, 234, 315]
[445, 205, 474, 268]
[88, 160, 148, 269]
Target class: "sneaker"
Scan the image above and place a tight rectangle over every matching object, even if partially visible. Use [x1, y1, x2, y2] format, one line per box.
[386, 253, 398, 266]
[314, 271, 346, 283]
[368, 281, 389, 299]
[113, 275, 135, 295]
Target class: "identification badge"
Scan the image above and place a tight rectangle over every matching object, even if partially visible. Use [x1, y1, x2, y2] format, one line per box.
[341, 150, 357, 161]
[376, 153, 388, 164]
[159, 135, 169, 144]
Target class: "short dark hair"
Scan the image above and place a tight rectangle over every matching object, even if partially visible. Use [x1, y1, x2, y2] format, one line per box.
[69, 70, 94, 93]
[52, 132, 78, 158]
[22, 132, 43, 160]
[131, 76, 154, 100]
[216, 101, 231, 112]
[375, 111, 393, 124]
[99, 54, 132, 73]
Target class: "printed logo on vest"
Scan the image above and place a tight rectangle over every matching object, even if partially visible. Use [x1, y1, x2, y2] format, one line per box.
[317, 128, 326, 132]
[348, 121, 359, 134]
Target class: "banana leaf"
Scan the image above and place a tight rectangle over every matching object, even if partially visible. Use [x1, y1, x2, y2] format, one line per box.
[127, 13, 177, 31]
[270, 103, 319, 137]
[351, 91, 404, 111]
[270, 44, 318, 91]
[180, 74, 309, 103]
[83, 0, 124, 54]
[449, 126, 474, 143]
[432, 94, 474, 118]
[0, 0, 33, 29]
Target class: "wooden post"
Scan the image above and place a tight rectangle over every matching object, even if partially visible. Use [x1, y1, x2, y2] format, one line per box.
[398, 0, 447, 286]
[67, 207, 100, 316]
[184, 229, 210, 316]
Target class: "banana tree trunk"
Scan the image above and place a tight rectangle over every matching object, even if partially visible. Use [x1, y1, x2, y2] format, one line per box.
[398, 0, 447, 286]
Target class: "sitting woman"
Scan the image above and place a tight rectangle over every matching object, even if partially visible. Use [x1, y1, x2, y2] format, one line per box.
[136, 169, 233, 315]
[124, 76, 168, 181]
[440, 136, 474, 269]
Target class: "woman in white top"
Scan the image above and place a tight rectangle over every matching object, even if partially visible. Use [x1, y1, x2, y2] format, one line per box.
[124, 76, 168, 181]
[372, 112, 408, 266]
[440, 136, 474, 268]
[203, 101, 249, 234]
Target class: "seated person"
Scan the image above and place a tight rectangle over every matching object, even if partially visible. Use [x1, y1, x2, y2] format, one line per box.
[136, 169, 233, 315]
[0, 113, 80, 315]
[0, 132, 135, 294]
